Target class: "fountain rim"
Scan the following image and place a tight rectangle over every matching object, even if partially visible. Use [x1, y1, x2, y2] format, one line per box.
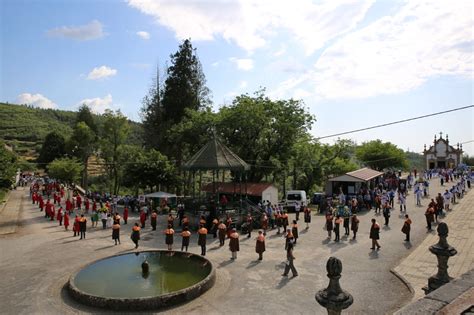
[67, 250, 216, 311]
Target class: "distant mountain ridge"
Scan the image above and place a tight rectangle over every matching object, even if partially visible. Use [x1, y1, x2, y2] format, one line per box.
[0, 102, 143, 160]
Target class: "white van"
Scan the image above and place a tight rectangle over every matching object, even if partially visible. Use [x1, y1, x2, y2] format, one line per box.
[285, 190, 307, 211]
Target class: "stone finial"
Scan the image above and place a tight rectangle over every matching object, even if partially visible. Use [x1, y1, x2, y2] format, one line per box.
[422, 223, 457, 295]
[316, 257, 353, 315]
[424, 144, 427, 151]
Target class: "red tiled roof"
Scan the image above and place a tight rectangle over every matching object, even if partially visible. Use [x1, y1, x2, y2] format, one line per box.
[346, 167, 384, 181]
[201, 182, 275, 196]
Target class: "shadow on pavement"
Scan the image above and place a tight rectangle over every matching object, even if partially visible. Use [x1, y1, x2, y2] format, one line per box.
[246, 260, 261, 269]
[219, 259, 235, 268]
[369, 250, 379, 259]
[94, 245, 115, 251]
[404, 242, 412, 249]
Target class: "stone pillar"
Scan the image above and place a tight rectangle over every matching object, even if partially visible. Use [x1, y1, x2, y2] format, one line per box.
[422, 222, 457, 295]
[316, 257, 353, 315]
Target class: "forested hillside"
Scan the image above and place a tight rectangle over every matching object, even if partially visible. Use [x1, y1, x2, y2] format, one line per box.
[0, 102, 143, 159]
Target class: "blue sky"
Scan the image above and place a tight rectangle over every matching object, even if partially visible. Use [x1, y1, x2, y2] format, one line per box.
[1, 0, 473, 155]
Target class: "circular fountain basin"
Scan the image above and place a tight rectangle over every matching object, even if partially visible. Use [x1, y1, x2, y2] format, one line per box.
[68, 250, 215, 311]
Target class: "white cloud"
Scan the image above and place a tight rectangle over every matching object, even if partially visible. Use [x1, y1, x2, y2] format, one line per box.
[311, 0, 473, 99]
[211, 61, 220, 67]
[47, 20, 105, 41]
[87, 66, 117, 80]
[16, 93, 57, 109]
[238, 81, 248, 89]
[136, 31, 150, 40]
[229, 57, 254, 71]
[77, 94, 113, 114]
[127, 0, 374, 54]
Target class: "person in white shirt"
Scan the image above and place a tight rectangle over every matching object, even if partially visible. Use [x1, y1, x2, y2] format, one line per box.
[399, 192, 406, 212]
[443, 190, 451, 211]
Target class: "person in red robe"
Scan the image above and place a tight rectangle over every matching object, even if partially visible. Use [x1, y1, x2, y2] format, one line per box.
[32, 192, 37, 204]
[64, 212, 70, 230]
[85, 198, 90, 213]
[60, 187, 65, 198]
[57, 207, 63, 225]
[139, 210, 146, 228]
[50, 204, 56, 221]
[52, 192, 57, 204]
[123, 207, 129, 225]
[45, 200, 53, 218]
[73, 215, 80, 236]
[92, 201, 97, 212]
[39, 196, 44, 212]
[65, 199, 72, 213]
[76, 195, 82, 210]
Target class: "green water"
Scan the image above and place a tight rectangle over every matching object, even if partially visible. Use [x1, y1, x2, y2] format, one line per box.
[73, 252, 211, 298]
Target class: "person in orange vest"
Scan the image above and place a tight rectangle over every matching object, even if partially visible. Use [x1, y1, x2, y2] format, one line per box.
[112, 222, 121, 245]
[255, 230, 266, 260]
[229, 228, 240, 260]
[57, 207, 63, 226]
[182, 215, 189, 230]
[303, 206, 311, 229]
[401, 214, 412, 242]
[131, 223, 141, 249]
[64, 212, 70, 231]
[225, 215, 233, 238]
[167, 213, 174, 229]
[198, 225, 208, 256]
[325, 210, 334, 239]
[79, 214, 87, 239]
[73, 215, 80, 237]
[165, 224, 174, 251]
[275, 211, 282, 234]
[139, 210, 146, 228]
[123, 206, 129, 225]
[281, 211, 289, 232]
[218, 221, 227, 246]
[261, 213, 268, 236]
[291, 220, 299, 244]
[284, 228, 294, 250]
[351, 214, 360, 240]
[151, 211, 158, 230]
[199, 215, 206, 228]
[211, 218, 219, 238]
[334, 215, 343, 242]
[181, 227, 191, 251]
[113, 212, 121, 225]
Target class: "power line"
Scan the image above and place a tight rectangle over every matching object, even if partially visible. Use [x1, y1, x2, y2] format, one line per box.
[316, 105, 473, 140]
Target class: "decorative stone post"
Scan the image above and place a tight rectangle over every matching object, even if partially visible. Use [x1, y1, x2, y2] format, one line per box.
[422, 222, 457, 295]
[316, 257, 353, 315]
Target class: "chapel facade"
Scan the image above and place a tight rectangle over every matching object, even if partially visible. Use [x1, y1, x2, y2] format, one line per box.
[423, 132, 463, 169]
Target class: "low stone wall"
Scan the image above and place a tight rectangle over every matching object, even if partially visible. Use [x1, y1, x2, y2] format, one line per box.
[395, 268, 474, 315]
[67, 250, 216, 311]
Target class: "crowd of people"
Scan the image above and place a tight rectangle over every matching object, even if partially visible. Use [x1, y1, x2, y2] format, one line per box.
[26, 166, 472, 278]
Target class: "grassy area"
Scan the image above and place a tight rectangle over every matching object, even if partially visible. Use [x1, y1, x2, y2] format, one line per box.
[0, 189, 8, 204]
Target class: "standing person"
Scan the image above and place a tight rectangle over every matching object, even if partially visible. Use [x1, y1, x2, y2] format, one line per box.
[342, 206, 351, 236]
[50, 203, 56, 221]
[123, 206, 129, 225]
[229, 228, 240, 260]
[85, 198, 90, 213]
[282, 211, 289, 232]
[73, 215, 80, 237]
[211, 218, 219, 238]
[151, 211, 158, 231]
[425, 206, 435, 231]
[101, 211, 107, 229]
[139, 210, 146, 228]
[218, 221, 227, 246]
[44, 199, 52, 218]
[76, 194, 82, 211]
[79, 214, 87, 240]
[182, 215, 190, 230]
[282, 241, 298, 277]
[401, 214, 412, 242]
[443, 190, 452, 212]
[167, 213, 175, 229]
[284, 228, 294, 250]
[57, 207, 63, 226]
[106, 213, 113, 228]
[91, 210, 98, 227]
[291, 220, 299, 244]
[303, 206, 311, 229]
[255, 230, 266, 260]
[295, 203, 301, 221]
[246, 214, 253, 238]
[164, 224, 174, 251]
[112, 222, 121, 245]
[64, 212, 70, 231]
[181, 227, 191, 252]
[369, 219, 381, 250]
[399, 192, 407, 212]
[435, 194, 444, 222]
[382, 202, 391, 226]
[350, 214, 359, 240]
[333, 215, 342, 242]
[198, 225, 208, 256]
[131, 223, 141, 249]
[275, 211, 282, 234]
[261, 213, 268, 236]
[325, 210, 334, 239]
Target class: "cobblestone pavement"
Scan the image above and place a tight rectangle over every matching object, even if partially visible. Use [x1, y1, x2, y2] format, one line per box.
[393, 184, 474, 301]
[0, 177, 471, 315]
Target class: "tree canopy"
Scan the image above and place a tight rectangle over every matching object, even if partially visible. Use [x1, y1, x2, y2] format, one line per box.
[47, 157, 83, 184]
[356, 140, 408, 171]
[37, 131, 66, 166]
[0, 142, 17, 189]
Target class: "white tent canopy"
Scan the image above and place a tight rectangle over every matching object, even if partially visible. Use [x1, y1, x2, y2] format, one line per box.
[144, 191, 177, 198]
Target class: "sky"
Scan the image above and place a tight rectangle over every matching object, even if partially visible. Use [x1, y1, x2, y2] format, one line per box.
[1, 0, 473, 155]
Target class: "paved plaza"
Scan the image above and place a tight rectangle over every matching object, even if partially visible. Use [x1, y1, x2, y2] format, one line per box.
[0, 177, 472, 314]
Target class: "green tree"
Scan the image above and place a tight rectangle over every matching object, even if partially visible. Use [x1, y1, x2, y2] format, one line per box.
[37, 131, 66, 166]
[0, 142, 17, 189]
[462, 154, 474, 166]
[76, 104, 98, 135]
[100, 109, 130, 194]
[47, 158, 83, 184]
[217, 90, 314, 182]
[68, 122, 96, 190]
[356, 140, 408, 171]
[141, 69, 164, 150]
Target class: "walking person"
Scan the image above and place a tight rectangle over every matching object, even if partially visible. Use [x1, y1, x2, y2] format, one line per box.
[333, 215, 342, 242]
[425, 206, 435, 231]
[79, 214, 87, 240]
[399, 192, 407, 212]
[218, 221, 227, 246]
[139, 210, 146, 229]
[73, 215, 80, 237]
[281, 211, 289, 233]
[303, 206, 311, 229]
[57, 207, 63, 226]
[284, 228, 294, 250]
[369, 219, 381, 250]
[295, 203, 301, 221]
[164, 224, 174, 251]
[276, 211, 282, 234]
[255, 230, 265, 260]
[181, 227, 191, 252]
[401, 214, 412, 242]
[325, 210, 334, 239]
[291, 220, 299, 244]
[382, 202, 391, 226]
[246, 213, 253, 238]
[211, 218, 219, 238]
[131, 223, 141, 249]
[101, 211, 107, 229]
[64, 212, 70, 231]
[343, 206, 351, 236]
[229, 228, 240, 260]
[123, 206, 129, 225]
[198, 225, 208, 256]
[282, 241, 298, 277]
[350, 214, 359, 240]
[112, 222, 121, 245]
[151, 211, 158, 231]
